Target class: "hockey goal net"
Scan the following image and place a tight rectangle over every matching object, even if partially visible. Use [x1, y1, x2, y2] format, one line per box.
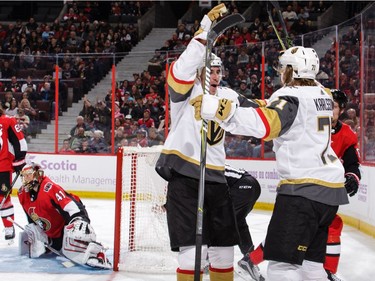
[113, 146, 177, 272]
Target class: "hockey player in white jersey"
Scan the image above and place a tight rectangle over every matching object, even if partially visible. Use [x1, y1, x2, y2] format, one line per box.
[191, 46, 349, 280]
[155, 3, 260, 280]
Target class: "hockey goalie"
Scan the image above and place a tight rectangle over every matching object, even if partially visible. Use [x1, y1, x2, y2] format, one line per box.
[17, 163, 111, 269]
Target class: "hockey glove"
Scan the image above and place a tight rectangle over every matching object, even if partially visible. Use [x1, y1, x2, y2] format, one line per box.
[194, 4, 227, 40]
[190, 94, 236, 123]
[207, 3, 227, 21]
[65, 217, 96, 242]
[24, 223, 49, 245]
[13, 159, 26, 173]
[344, 173, 359, 197]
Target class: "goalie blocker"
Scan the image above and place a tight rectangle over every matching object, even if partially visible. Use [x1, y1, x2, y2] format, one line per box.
[17, 163, 111, 269]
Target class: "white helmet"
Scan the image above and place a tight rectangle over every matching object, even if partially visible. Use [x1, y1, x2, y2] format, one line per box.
[278, 46, 319, 79]
[210, 53, 222, 67]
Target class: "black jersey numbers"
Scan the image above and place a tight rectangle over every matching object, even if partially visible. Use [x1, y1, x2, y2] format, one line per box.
[318, 116, 337, 164]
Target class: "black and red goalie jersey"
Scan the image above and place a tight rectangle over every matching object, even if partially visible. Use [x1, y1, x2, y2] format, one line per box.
[18, 175, 88, 239]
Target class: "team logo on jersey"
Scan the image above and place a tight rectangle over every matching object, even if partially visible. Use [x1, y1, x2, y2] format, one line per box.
[29, 207, 51, 231]
[1, 184, 8, 193]
[44, 182, 53, 192]
[207, 121, 224, 145]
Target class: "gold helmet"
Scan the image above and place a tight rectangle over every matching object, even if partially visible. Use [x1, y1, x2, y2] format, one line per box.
[21, 163, 44, 191]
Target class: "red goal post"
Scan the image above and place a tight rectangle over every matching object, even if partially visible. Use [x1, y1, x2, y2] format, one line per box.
[113, 146, 177, 272]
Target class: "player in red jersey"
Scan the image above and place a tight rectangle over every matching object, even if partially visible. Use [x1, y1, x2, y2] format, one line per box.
[247, 89, 360, 281]
[0, 107, 27, 241]
[17, 163, 111, 269]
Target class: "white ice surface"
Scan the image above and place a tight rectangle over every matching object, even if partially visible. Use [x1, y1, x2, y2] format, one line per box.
[0, 198, 374, 281]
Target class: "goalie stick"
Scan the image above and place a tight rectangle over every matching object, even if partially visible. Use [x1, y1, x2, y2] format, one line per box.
[194, 12, 245, 281]
[7, 217, 76, 268]
[0, 172, 20, 210]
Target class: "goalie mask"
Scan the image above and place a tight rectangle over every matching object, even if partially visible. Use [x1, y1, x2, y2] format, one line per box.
[278, 46, 319, 79]
[21, 163, 44, 192]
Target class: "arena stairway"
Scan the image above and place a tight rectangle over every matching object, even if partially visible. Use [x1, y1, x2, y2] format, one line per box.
[27, 28, 176, 153]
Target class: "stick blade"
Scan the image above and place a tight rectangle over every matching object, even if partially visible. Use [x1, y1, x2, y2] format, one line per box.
[208, 13, 245, 42]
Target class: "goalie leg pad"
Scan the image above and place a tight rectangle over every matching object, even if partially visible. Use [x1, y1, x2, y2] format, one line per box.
[18, 231, 30, 256]
[18, 230, 46, 258]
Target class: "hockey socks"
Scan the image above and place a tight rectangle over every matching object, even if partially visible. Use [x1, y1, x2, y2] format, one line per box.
[176, 268, 202, 281]
[249, 241, 265, 265]
[209, 266, 234, 281]
[324, 215, 343, 274]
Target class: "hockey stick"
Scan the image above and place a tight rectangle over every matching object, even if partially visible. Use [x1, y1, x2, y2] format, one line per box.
[194, 13, 245, 281]
[269, 0, 293, 49]
[0, 172, 20, 210]
[8, 217, 76, 268]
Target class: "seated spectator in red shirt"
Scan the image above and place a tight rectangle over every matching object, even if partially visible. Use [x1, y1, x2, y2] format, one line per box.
[138, 109, 154, 129]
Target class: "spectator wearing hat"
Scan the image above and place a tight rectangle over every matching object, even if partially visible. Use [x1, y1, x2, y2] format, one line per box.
[138, 109, 155, 129]
[237, 80, 252, 99]
[134, 129, 148, 147]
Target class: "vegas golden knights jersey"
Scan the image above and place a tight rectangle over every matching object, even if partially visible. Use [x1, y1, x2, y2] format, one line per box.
[222, 86, 348, 206]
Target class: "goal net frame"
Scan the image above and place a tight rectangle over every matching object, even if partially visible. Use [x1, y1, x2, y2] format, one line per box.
[113, 146, 177, 272]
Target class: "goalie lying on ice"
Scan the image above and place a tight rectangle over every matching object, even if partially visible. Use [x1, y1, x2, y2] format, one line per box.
[17, 163, 111, 269]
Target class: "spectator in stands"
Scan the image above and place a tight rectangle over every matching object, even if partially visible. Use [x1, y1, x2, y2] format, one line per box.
[66, 31, 82, 52]
[131, 96, 146, 120]
[249, 17, 263, 33]
[21, 76, 37, 93]
[175, 23, 190, 41]
[70, 116, 90, 138]
[93, 100, 111, 140]
[4, 76, 21, 93]
[79, 97, 95, 124]
[15, 108, 30, 138]
[59, 139, 74, 153]
[282, 5, 298, 21]
[147, 127, 164, 147]
[290, 18, 309, 36]
[88, 130, 109, 153]
[138, 109, 155, 129]
[2, 91, 14, 110]
[26, 17, 38, 32]
[134, 129, 148, 147]
[339, 49, 358, 77]
[74, 138, 91, 154]
[237, 48, 250, 68]
[0, 60, 15, 78]
[298, 7, 310, 20]
[346, 108, 359, 131]
[249, 74, 261, 99]
[5, 98, 18, 117]
[237, 80, 252, 99]
[70, 127, 89, 151]
[18, 98, 37, 120]
[63, 8, 79, 23]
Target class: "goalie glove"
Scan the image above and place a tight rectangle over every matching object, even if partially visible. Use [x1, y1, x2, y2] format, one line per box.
[194, 3, 227, 40]
[344, 172, 360, 197]
[64, 217, 96, 242]
[190, 94, 236, 123]
[24, 223, 48, 245]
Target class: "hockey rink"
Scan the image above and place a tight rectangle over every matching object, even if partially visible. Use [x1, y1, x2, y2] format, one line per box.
[0, 198, 374, 281]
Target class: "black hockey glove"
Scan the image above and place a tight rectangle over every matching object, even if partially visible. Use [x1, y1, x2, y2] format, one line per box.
[13, 159, 26, 173]
[344, 173, 359, 197]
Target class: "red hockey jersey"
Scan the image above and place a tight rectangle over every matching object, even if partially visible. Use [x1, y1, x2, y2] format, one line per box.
[18, 176, 84, 239]
[0, 114, 27, 172]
